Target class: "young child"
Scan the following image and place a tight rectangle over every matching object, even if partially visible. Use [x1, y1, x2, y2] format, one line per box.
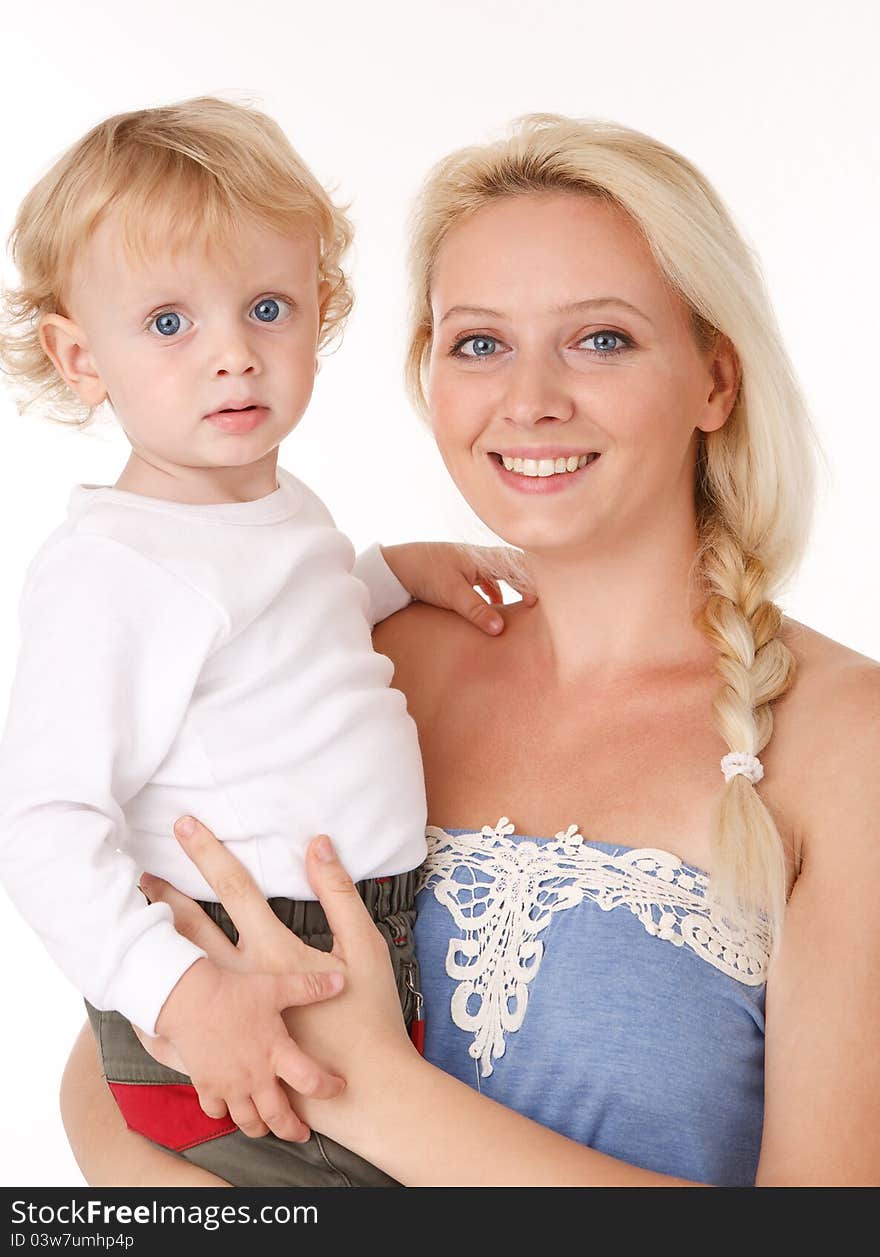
[0, 98, 518, 1188]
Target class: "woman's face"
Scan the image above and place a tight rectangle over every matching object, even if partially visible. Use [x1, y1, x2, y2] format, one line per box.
[426, 192, 734, 558]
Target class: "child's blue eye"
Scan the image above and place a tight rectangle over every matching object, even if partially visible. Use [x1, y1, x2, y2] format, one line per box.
[150, 310, 191, 337]
[250, 297, 291, 323]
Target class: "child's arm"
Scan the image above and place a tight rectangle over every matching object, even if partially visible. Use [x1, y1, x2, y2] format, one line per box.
[354, 541, 536, 635]
[0, 536, 216, 1031]
[0, 536, 341, 1140]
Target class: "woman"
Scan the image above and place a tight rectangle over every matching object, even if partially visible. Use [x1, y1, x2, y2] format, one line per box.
[60, 115, 880, 1186]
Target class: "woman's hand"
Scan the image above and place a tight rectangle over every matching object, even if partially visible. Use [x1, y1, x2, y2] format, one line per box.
[139, 817, 415, 1109]
[98, 817, 708, 1185]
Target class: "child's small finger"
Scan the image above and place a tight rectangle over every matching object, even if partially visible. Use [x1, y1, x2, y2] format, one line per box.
[453, 588, 503, 635]
[476, 579, 504, 605]
[228, 1098, 270, 1140]
[195, 1089, 229, 1122]
[275, 1038, 346, 1101]
[252, 1083, 310, 1143]
[503, 579, 538, 606]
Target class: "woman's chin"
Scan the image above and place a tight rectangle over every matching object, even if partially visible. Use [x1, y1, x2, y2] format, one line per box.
[481, 516, 600, 559]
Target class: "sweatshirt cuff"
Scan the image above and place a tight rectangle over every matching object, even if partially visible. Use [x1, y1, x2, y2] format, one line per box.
[352, 543, 412, 626]
[100, 918, 207, 1037]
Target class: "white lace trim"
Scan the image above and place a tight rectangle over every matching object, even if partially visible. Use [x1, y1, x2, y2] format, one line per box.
[418, 818, 771, 1078]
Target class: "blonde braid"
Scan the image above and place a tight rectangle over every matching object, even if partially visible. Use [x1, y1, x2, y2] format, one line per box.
[698, 517, 795, 954]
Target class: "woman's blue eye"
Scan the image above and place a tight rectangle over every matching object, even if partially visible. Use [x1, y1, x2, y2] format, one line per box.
[250, 297, 290, 323]
[150, 311, 191, 337]
[456, 335, 499, 358]
[581, 330, 627, 353]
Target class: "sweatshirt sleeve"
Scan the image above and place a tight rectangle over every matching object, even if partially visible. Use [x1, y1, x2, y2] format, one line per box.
[351, 543, 412, 627]
[0, 534, 226, 1034]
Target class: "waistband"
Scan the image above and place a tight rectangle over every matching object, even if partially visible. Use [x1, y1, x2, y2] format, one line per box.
[196, 866, 418, 946]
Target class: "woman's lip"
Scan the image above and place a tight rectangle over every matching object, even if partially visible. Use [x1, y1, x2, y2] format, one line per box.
[203, 406, 269, 434]
[489, 451, 601, 493]
[490, 447, 599, 460]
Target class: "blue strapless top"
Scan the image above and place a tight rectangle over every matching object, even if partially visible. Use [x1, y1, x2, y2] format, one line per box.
[413, 820, 770, 1186]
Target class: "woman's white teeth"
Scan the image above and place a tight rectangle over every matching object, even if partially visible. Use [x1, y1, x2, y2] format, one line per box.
[500, 453, 595, 477]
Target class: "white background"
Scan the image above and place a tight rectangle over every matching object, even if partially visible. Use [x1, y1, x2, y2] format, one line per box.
[0, 0, 877, 1186]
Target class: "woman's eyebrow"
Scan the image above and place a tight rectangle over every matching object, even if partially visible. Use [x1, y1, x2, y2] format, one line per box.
[554, 297, 654, 326]
[438, 297, 654, 327]
[438, 304, 503, 326]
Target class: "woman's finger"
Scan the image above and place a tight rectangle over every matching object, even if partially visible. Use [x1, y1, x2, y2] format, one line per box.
[140, 872, 236, 961]
[172, 816, 287, 945]
[304, 835, 387, 962]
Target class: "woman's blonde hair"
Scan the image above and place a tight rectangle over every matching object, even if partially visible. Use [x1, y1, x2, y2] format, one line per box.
[0, 96, 354, 424]
[407, 115, 817, 955]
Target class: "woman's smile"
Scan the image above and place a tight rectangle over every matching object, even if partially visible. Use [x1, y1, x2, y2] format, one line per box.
[488, 447, 601, 494]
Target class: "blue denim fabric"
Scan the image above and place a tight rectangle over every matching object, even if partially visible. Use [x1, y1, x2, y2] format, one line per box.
[414, 829, 765, 1187]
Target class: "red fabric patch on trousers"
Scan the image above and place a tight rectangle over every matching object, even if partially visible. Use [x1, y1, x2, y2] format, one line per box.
[108, 1082, 237, 1152]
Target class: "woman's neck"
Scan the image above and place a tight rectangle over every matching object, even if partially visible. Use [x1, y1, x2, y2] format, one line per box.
[523, 510, 714, 683]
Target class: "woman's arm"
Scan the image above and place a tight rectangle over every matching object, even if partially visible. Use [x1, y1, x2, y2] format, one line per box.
[61, 1010, 694, 1189]
[66, 675, 880, 1191]
[753, 663, 880, 1186]
[133, 822, 706, 1187]
[60, 1023, 229, 1188]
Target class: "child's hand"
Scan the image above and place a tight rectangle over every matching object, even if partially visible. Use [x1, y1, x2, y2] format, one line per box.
[151, 955, 345, 1141]
[381, 542, 536, 635]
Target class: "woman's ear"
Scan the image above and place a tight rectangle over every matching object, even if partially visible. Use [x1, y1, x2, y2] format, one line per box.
[39, 314, 108, 407]
[697, 335, 741, 434]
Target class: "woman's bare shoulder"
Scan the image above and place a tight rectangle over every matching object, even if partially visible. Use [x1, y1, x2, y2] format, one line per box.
[372, 600, 527, 708]
[776, 618, 880, 864]
[781, 618, 879, 718]
[372, 601, 482, 700]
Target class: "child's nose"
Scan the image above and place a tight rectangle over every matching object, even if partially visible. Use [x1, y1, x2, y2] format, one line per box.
[211, 327, 260, 377]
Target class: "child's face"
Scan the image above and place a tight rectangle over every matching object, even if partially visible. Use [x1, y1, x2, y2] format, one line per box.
[47, 214, 326, 475]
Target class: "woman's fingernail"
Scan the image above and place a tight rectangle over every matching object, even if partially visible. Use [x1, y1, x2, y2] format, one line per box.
[488, 616, 503, 634]
[175, 816, 196, 839]
[325, 972, 344, 993]
[314, 835, 335, 863]
[139, 873, 153, 890]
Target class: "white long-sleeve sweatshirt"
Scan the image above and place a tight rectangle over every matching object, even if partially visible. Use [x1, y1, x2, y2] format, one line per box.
[0, 468, 427, 1035]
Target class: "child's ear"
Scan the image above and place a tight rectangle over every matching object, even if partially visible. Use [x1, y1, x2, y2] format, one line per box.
[39, 315, 108, 407]
[317, 279, 332, 326]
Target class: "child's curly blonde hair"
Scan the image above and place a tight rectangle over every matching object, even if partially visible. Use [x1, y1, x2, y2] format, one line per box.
[0, 96, 354, 425]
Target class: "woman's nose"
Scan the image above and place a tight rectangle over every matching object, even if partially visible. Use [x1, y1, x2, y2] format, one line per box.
[501, 356, 574, 427]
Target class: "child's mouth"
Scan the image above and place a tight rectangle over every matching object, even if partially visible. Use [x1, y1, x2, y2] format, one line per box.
[204, 404, 268, 433]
